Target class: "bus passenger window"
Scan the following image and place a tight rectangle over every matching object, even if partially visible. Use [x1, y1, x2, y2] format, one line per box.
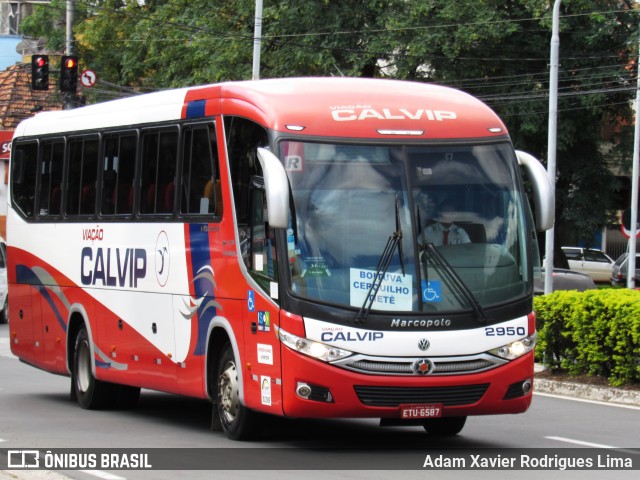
[67, 137, 99, 217]
[11, 142, 38, 218]
[140, 129, 178, 215]
[180, 124, 220, 217]
[101, 134, 136, 216]
[37, 140, 64, 217]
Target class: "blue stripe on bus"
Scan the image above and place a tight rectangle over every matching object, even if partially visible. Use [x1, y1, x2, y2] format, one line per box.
[185, 100, 207, 118]
[188, 224, 217, 356]
[15, 264, 68, 332]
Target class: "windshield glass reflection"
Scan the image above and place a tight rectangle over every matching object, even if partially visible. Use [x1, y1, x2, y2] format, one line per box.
[281, 141, 531, 314]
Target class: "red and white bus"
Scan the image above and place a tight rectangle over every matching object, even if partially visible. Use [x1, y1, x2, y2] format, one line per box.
[7, 77, 553, 439]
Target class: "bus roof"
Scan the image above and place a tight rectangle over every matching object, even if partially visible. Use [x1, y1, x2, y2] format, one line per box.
[14, 77, 508, 140]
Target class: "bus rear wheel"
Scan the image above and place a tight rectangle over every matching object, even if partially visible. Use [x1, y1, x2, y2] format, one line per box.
[72, 327, 117, 409]
[215, 342, 262, 440]
[422, 416, 467, 436]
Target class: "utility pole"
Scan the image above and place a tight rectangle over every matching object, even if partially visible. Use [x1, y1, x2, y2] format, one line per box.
[626, 36, 640, 289]
[544, 0, 561, 295]
[64, 0, 76, 109]
[252, 0, 263, 80]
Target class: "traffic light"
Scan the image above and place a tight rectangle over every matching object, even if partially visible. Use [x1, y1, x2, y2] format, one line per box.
[59, 55, 79, 93]
[31, 55, 49, 91]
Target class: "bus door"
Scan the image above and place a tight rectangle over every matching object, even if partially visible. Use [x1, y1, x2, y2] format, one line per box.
[241, 176, 283, 414]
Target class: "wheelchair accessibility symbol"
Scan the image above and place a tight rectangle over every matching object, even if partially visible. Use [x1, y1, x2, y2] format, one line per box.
[422, 280, 442, 303]
[248, 290, 256, 312]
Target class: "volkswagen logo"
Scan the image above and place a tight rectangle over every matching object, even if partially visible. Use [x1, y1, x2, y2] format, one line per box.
[418, 338, 430, 351]
[412, 358, 434, 376]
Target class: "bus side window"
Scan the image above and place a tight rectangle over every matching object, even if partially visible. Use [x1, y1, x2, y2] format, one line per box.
[140, 129, 178, 215]
[225, 116, 269, 254]
[180, 123, 220, 217]
[11, 142, 38, 218]
[248, 176, 278, 290]
[37, 140, 64, 218]
[101, 133, 137, 216]
[66, 137, 99, 217]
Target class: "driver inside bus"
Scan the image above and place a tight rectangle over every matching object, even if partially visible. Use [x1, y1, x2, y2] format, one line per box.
[419, 199, 471, 246]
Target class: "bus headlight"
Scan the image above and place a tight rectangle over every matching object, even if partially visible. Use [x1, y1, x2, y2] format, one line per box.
[489, 333, 537, 360]
[275, 325, 353, 362]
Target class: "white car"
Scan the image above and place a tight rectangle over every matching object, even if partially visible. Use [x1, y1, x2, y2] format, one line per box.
[0, 236, 6, 323]
[561, 246, 614, 283]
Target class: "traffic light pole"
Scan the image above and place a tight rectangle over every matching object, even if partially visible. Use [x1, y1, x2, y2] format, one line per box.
[64, 0, 77, 109]
[66, 0, 75, 57]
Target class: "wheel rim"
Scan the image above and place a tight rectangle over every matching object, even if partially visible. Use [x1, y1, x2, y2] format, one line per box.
[76, 339, 91, 393]
[218, 360, 239, 424]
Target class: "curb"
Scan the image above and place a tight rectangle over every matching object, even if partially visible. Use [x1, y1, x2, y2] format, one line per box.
[534, 377, 640, 406]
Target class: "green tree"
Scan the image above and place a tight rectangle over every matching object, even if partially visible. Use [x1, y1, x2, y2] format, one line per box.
[22, 0, 639, 245]
[19, 0, 69, 52]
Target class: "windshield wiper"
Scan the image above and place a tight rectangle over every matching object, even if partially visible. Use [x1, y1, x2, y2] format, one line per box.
[354, 196, 404, 324]
[424, 243, 488, 324]
[416, 206, 428, 284]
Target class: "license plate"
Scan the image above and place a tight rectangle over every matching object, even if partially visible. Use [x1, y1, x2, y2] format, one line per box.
[400, 404, 443, 419]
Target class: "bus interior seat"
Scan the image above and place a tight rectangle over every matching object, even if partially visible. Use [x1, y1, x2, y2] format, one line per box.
[203, 179, 223, 215]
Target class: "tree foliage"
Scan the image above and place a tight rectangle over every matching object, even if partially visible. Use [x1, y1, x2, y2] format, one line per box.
[19, 0, 639, 243]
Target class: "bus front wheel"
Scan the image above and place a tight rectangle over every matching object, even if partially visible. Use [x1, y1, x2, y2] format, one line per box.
[72, 327, 117, 409]
[215, 342, 262, 440]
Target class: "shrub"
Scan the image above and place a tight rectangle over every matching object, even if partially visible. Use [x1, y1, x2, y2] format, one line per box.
[534, 289, 640, 386]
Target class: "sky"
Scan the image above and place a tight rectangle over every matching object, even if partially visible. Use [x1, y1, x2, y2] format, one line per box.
[0, 35, 22, 71]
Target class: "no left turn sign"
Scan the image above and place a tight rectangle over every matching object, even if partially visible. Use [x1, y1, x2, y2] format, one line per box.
[80, 69, 97, 88]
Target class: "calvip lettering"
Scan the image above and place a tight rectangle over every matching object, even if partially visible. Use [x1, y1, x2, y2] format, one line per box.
[320, 330, 384, 342]
[81, 247, 147, 287]
[330, 106, 457, 122]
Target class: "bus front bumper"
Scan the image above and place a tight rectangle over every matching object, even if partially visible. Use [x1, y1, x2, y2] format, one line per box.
[279, 346, 534, 419]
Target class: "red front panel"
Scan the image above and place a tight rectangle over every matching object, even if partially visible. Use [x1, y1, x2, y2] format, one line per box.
[279, 346, 533, 419]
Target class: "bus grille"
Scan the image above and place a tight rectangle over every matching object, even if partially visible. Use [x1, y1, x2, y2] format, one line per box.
[347, 358, 494, 375]
[353, 384, 489, 407]
[336, 355, 503, 376]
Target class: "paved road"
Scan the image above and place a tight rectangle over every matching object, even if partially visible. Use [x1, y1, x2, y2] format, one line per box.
[1, 323, 639, 480]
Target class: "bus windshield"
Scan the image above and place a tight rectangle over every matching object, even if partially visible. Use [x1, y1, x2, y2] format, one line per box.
[281, 141, 532, 314]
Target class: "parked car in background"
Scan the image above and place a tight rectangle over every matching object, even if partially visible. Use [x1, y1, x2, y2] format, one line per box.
[0, 236, 6, 324]
[561, 246, 614, 283]
[610, 252, 640, 286]
[534, 268, 597, 295]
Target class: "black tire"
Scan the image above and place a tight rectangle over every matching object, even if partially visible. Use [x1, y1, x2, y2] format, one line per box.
[0, 298, 7, 325]
[215, 342, 262, 440]
[422, 416, 467, 436]
[72, 327, 117, 409]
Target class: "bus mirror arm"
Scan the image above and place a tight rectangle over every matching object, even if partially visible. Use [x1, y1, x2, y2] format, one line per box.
[516, 150, 555, 232]
[256, 147, 291, 229]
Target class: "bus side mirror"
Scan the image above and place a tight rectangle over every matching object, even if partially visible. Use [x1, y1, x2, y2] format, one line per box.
[255, 147, 290, 229]
[516, 150, 555, 232]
